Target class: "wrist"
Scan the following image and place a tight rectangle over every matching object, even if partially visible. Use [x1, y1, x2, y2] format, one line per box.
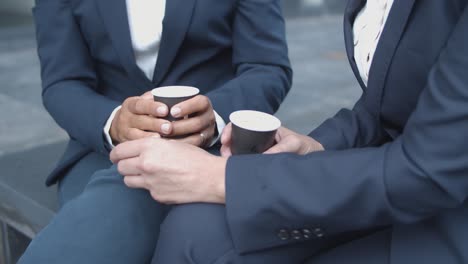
[109, 111, 121, 145]
[207, 156, 227, 204]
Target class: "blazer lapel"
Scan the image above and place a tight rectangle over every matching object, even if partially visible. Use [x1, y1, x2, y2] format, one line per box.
[152, 0, 197, 85]
[95, 0, 153, 88]
[366, 0, 416, 115]
[344, 0, 367, 90]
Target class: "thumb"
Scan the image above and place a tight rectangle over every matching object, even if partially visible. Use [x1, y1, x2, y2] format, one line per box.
[221, 123, 233, 145]
[220, 144, 232, 158]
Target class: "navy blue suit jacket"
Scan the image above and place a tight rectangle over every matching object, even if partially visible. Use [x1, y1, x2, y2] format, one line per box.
[33, 0, 291, 186]
[227, 0, 468, 262]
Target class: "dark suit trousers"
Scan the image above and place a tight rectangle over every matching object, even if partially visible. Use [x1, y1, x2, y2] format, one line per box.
[152, 204, 391, 264]
[19, 151, 390, 264]
[19, 162, 169, 264]
[57, 151, 112, 205]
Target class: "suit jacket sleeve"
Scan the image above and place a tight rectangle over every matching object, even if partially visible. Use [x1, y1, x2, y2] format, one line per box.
[308, 94, 389, 150]
[33, 0, 120, 154]
[225, 5, 468, 254]
[206, 0, 292, 120]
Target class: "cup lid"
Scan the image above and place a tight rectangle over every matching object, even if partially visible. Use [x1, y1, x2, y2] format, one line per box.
[229, 110, 281, 132]
[151, 86, 200, 98]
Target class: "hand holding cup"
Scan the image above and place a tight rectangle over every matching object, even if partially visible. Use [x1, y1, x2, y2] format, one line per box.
[152, 86, 216, 147]
[109, 92, 169, 145]
[221, 111, 324, 157]
[221, 110, 281, 156]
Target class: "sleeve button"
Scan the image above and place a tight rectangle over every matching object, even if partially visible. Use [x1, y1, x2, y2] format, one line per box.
[277, 229, 290, 241]
[302, 228, 312, 239]
[313, 228, 325, 238]
[291, 230, 302, 240]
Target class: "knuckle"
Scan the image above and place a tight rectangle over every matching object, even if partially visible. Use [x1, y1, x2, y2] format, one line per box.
[126, 129, 137, 140]
[112, 148, 122, 160]
[139, 157, 155, 173]
[123, 97, 136, 110]
[134, 99, 145, 113]
[150, 191, 169, 204]
[123, 127, 132, 138]
[149, 191, 160, 201]
[195, 118, 204, 130]
[123, 177, 134, 188]
[200, 95, 210, 105]
[116, 162, 125, 175]
[122, 98, 130, 108]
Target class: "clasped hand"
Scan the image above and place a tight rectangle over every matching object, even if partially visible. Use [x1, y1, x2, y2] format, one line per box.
[110, 92, 216, 147]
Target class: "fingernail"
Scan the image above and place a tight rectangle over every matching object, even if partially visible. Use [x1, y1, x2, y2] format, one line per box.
[171, 107, 181, 117]
[161, 123, 171, 134]
[157, 106, 167, 116]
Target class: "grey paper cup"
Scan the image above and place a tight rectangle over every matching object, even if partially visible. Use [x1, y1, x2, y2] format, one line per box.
[152, 86, 200, 121]
[229, 110, 281, 155]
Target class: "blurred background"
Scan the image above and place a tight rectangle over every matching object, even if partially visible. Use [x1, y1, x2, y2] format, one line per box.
[0, 0, 359, 263]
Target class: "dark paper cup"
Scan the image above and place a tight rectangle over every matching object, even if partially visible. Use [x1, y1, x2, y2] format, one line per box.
[152, 86, 200, 121]
[229, 110, 281, 155]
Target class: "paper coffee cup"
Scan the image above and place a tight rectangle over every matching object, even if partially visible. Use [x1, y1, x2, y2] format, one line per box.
[229, 110, 281, 155]
[152, 86, 200, 121]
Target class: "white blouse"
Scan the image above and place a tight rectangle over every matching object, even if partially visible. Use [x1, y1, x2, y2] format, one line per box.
[353, 0, 395, 86]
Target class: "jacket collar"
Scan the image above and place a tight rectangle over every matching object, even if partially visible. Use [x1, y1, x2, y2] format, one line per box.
[344, 0, 416, 114]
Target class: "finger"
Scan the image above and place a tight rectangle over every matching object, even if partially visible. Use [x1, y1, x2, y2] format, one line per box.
[173, 127, 213, 147]
[129, 115, 170, 134]
[173, 133, 204, 147]
[263, 141, 290, 154]
[123, 176, 147, 189]
[125, 128, 161, 141]
[141, 91, 153, 100]
[126, 97, 168, 117]
[170, 95, 211, 119]
[116, 157, 143, 176]
[220, 144, 232, 157]
[110, 139, 147, 163]
[170, 111, 213, 136]
[221, 123, 232, 145]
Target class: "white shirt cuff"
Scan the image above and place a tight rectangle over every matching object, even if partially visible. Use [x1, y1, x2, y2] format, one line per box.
[210, 110, 226, 147]
[103, 105, 122, 150]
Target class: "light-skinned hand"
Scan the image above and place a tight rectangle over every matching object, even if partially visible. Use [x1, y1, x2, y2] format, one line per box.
[220, 124, 324, 157]
[110, 137, 227, 204]
[264, 126, 324, 155]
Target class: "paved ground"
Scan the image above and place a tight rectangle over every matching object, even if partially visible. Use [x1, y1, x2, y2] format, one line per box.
[0, 11, 361, 158]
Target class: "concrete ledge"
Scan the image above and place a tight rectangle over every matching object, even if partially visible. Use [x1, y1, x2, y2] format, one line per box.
[0, 141, 66, 238]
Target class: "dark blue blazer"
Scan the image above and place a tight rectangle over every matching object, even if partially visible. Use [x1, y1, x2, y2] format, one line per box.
[33, 0, 291, 186]
[227, 0, 468, 262]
